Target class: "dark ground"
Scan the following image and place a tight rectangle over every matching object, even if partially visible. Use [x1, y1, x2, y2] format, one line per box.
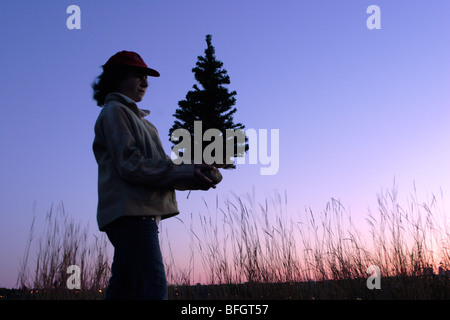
[1, 274, 448, 300]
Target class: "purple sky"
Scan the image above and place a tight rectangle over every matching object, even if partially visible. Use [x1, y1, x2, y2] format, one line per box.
[1, 0, 450, 288]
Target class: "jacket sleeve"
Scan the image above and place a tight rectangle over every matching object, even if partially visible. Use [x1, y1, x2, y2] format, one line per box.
[101, 105, 195, 188]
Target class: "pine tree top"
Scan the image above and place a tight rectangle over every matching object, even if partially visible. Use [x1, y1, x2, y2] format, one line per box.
[192, 34, 230, 91]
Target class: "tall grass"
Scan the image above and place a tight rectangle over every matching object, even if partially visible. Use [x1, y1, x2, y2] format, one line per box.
[15, 185, 449, 299]
[367, 186, 450, 277]
[165, 185, 449, 299]
[16, 203, 110, 299]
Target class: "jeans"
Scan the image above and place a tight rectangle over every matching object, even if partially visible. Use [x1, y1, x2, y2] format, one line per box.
[104, 216, 168, 300]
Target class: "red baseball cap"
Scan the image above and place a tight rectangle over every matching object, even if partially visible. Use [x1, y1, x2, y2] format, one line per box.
[103, 51, 160, 77]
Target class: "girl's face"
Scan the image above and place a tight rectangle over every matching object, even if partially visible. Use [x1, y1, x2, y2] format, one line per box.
[117, 71, 148, 102]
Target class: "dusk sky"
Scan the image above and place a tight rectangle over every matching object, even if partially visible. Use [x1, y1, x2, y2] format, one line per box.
[1, 0, 450, 288]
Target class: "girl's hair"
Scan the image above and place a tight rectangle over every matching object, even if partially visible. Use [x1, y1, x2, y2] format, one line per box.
[92, 65, 132, 106]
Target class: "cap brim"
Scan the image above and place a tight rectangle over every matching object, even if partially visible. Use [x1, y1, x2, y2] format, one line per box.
[142, 67, 160, 77]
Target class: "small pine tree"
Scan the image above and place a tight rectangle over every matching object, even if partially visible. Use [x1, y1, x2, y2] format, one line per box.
[169, 34, 248, 169]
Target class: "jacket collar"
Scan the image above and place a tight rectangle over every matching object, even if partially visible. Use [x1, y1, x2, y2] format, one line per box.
[105, 92, 151, 118]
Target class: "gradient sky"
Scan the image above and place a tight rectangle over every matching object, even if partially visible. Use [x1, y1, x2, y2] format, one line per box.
[1, 0, 450, 288]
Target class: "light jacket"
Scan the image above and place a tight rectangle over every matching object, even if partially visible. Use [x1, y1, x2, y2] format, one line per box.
[93, 92, 195, 231]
